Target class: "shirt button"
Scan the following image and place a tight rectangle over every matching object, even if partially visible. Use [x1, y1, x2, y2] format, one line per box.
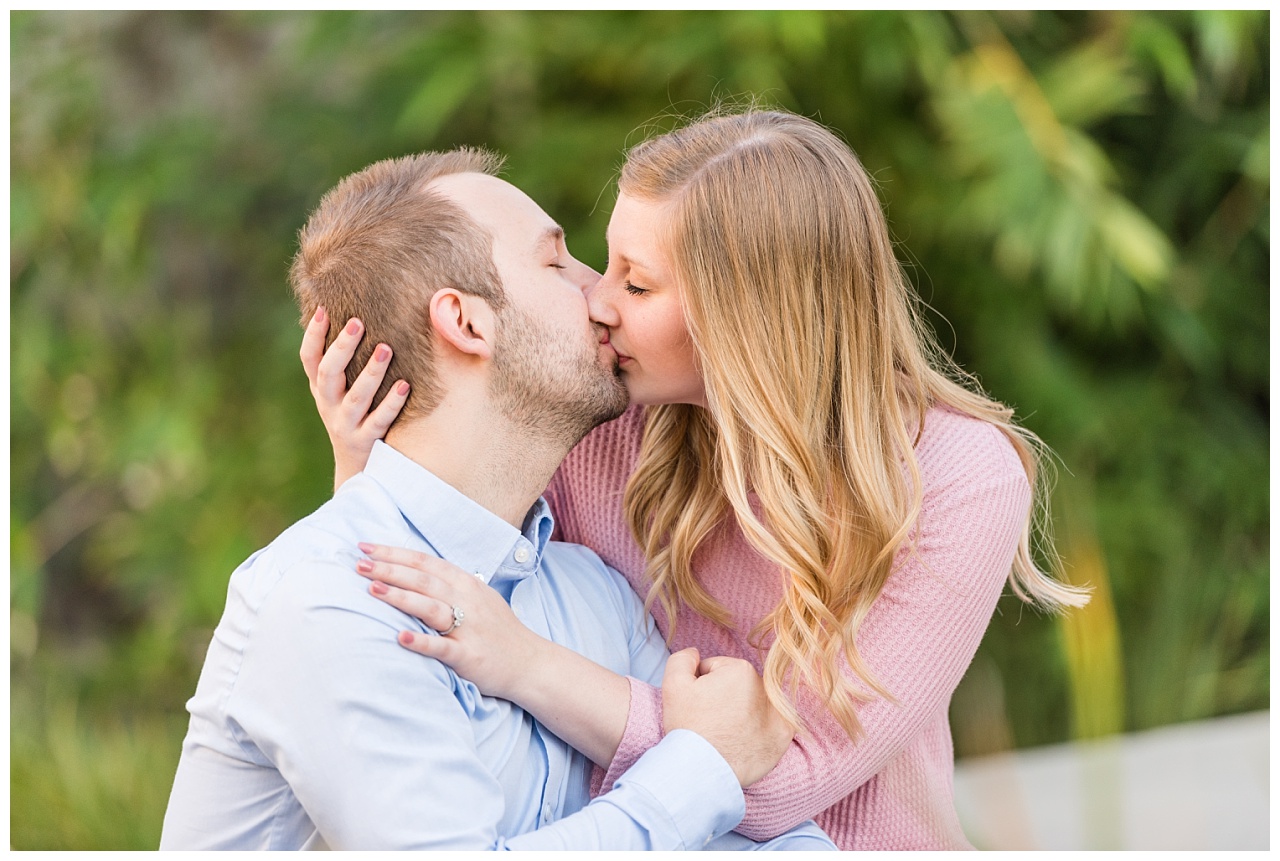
[514, 547, 530, 564]
[542, 802, 552, 822]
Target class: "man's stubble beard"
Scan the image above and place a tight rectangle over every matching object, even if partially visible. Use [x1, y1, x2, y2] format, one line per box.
[489, 305, 629, 449]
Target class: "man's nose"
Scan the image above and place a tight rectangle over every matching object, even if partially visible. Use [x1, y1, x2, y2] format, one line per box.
[585, 277, 619, 327]
[574, 260, 602, 295]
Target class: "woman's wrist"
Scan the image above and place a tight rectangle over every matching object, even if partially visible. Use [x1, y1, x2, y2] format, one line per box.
[333, 462, 361, 492]
[332, 442, 371, 492]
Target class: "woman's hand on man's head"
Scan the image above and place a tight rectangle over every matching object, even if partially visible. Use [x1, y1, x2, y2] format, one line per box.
[300, 306, 409, 491]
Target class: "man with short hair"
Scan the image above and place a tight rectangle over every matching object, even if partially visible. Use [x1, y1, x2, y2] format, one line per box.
[160, 149, 833, 850]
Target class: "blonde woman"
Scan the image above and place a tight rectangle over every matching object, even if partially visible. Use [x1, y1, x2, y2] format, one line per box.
[303, 108, 1087, 849]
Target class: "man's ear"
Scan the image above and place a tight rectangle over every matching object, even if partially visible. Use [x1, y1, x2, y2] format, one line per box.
[428, 288, 495, 360]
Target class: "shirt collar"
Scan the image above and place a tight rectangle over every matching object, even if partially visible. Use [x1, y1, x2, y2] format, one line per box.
[362, 441, 554, 584]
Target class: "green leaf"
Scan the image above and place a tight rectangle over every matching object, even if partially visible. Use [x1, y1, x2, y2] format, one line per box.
[1096, 195, 1174, 289]
[394, 53, 482, 143]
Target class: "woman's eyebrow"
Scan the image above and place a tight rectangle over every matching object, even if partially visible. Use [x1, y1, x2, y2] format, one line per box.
[604, 229, 658, 274]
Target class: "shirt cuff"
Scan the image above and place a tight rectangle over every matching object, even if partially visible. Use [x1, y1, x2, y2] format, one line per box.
[610, 728, 745, 849]
[706, 820, 838, 851]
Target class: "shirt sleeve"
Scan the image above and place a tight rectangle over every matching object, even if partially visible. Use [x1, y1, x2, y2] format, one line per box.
[596, 456, 1031, 840]
[508, 730, 744, 851]
[707, 820, 838, 851]
[225, 562, 744, 850]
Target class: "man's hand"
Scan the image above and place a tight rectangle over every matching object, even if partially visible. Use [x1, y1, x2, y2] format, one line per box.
[661, 648, 794, 787]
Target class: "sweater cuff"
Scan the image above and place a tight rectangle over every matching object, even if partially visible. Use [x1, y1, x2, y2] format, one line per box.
[594, 675, 663, 797]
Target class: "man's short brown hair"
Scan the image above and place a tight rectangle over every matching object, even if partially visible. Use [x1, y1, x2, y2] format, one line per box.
[290, 149, 506, 421]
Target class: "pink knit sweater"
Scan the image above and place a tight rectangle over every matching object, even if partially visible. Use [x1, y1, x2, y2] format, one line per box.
[544, 404, 1030, 850]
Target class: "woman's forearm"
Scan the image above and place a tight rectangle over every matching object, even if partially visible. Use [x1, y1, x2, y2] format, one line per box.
[510, 636, 631, 767]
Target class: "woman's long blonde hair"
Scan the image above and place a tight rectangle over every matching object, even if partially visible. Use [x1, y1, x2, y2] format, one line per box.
[621, 108, 1089, 741]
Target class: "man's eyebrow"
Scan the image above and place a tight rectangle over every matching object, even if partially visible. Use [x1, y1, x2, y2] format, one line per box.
[535, 225, 564, 254]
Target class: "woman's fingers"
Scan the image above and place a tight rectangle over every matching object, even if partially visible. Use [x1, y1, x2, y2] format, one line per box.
[300, 305, 329, 385]
[359, 559, 479, 674]
[367, 578, 455, 630]
[355, 558, 447, 601]
[315, 317, 364, 403]
[364, 379, 410, 438]
[354, 546, 531, 700]
[343, 343, 393, 420]
[397, 629, 459, 662]
[357, 543, 473, 586]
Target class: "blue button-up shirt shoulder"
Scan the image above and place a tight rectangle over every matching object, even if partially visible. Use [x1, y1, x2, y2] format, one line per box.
[161, 442, 834, 851]
[163, 443, 742, 850]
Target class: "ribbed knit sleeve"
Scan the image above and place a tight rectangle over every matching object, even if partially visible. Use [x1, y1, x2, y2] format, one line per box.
[589, 676, 663, 797]
[547, 406, 1030, 850]
[733, 419, 1029, 846]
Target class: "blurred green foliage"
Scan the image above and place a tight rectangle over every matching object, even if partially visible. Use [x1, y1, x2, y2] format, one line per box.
[10, 11, 1268, 849]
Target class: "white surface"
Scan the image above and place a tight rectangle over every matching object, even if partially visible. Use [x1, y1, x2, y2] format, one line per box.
[953, 710, 1270, 850]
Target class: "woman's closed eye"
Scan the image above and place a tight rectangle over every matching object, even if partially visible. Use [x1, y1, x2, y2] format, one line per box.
[624, 281, 648, 296]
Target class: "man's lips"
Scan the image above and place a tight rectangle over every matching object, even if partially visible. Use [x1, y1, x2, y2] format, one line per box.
[598, 328, 629, 363]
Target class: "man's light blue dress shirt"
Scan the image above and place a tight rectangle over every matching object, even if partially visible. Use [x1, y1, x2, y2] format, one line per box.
[160, 441, 833, 851]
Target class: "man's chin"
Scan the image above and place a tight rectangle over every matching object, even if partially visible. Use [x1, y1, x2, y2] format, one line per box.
[578, 377, 629, 435]
[608, 363, 637, 410]
[597, 385, 630, 426]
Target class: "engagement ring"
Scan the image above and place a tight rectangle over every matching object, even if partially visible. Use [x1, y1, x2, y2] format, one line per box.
[440, 605, 465, 636]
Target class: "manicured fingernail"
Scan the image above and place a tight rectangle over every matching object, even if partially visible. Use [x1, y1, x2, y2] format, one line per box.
[398, 631, 415, 646]
[374, 344, 391, 362]
[346, 319, 361, 336]
[356, 559, 374, 574]
[313, 305, 326, 322]
[358, 542, 374, 554]
[370, 580, 388, 595]
[396, 380, 410, 396]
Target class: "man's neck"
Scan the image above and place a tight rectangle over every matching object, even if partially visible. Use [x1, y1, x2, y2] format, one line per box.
[384, 398, 570, 530]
